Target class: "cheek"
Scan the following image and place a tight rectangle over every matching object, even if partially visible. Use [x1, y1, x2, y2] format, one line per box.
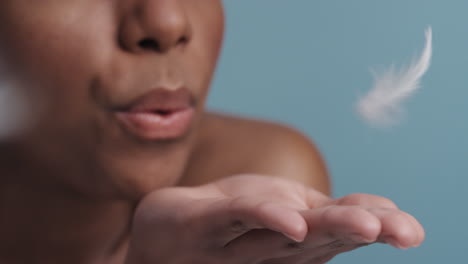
[185, 4, 225, 101]
[0, 2, 116, 106]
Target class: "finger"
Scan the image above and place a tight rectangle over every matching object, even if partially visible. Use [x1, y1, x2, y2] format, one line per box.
[303, 188, 332, 208]
[188, 196, 308, 247]
[259, 206, 379, 263]
[386, 209, 425, 247]
[331, 193, 399, 209]
[330, 194, 425, 247]
[300, 205, 382, 247]
[262, 206, 377, 264]
[368, 208, 424, 249]
[404, 211, 425, 245]
[225, 205, 378, 264]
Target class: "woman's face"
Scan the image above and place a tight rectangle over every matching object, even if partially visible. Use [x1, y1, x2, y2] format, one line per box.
[0, 0, 224, 198]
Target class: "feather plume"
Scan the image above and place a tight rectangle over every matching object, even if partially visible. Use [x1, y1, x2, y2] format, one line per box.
[357, 27, 432, 127]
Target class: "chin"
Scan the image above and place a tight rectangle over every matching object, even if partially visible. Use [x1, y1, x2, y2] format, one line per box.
[94, 148, 192, 201]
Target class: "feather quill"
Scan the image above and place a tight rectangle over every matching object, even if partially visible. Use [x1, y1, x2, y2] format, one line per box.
[357, 27, 432, 127]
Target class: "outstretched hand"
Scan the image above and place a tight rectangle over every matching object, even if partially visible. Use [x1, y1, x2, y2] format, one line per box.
[125, 175, 424, 264]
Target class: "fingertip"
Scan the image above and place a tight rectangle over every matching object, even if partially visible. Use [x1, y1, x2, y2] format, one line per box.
[383, 212, 422, 249]
[325, 206, 382, 242]
[259, 203, 307, 242]
[407, 213, 426, 247]
[359, 216, 382, 242]
[385, 237, 408, 250]
[417, 227, 426, 246]
[285, 212, 308, 242]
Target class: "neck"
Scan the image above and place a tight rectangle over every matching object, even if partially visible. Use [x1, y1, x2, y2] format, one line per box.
[0, 152, 134, 264]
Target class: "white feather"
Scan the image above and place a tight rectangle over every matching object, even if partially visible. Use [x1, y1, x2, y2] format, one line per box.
[357, 27, 432, 127]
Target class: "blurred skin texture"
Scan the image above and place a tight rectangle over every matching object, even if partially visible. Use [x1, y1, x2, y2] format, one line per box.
[0, 1, 424, 264]
[0, 1, 224, 262]
[0, 0, 224, 200]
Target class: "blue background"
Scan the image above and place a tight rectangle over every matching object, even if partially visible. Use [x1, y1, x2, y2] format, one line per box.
[208, 1, 467, 263]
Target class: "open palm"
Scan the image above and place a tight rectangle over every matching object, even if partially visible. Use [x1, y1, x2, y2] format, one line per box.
[125, 175, 424, 264]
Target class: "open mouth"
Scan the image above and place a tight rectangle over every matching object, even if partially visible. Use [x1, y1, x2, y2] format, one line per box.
[113, 88, 196, 140]
[154, 110, 172, 116]
[116, 107, 195, 140]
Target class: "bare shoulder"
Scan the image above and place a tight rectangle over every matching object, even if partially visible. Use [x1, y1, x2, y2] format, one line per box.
[180, 112, 331, 195]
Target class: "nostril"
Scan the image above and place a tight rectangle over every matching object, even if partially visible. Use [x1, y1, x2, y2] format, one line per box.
[137, 35, 188, 52]
[177, 36, 189, 45]
[138, 38, 160, 51]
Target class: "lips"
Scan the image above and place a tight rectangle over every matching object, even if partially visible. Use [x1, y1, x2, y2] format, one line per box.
[114, 88, 196, 140]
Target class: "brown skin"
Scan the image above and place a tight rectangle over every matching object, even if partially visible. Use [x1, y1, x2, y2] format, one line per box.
[180, 112, 330, 194]
[0, 0, 224, 200]
[0, 1, 423, 264]
[0, 0, 222, 262]
[0, 114, 330, 264]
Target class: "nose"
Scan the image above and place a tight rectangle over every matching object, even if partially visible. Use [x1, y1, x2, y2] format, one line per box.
[119, 0, 191, 53]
